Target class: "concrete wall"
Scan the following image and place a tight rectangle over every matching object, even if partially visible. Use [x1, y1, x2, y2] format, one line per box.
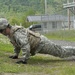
[41, 21, 62, 32]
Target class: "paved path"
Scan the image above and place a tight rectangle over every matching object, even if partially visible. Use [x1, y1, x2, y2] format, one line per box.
[51, 40, 75, 47]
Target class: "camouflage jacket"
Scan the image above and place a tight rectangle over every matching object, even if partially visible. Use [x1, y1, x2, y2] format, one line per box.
[8, 26, 41, 60]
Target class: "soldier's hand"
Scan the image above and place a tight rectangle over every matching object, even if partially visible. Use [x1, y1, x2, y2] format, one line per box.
[9, 55, 18, 59]
[16, 60, 27, 64]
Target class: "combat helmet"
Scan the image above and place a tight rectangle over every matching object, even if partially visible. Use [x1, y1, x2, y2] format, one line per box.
[0, 18, 9, 30]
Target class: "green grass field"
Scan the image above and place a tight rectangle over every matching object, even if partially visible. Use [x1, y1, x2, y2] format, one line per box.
[45, 30, 75, 41]
[0, 30, 75, 75]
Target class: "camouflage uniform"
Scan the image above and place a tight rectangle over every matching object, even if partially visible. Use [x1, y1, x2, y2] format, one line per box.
[8, 26, 75, 61]
[37, 35, 75, 58]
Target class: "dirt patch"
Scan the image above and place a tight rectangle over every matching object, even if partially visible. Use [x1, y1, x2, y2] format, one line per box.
[1, 73, 30, 75]
[2, 73, 50, 75]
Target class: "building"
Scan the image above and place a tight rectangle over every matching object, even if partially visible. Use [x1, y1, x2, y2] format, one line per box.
[27, 15, 74, 33]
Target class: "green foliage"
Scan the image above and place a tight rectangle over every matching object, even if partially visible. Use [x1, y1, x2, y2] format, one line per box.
[10, 18, 19, 25]
[0, 0, 66, 27]
[0, 0, 65, 14]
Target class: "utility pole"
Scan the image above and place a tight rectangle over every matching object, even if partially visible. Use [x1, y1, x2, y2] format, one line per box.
[45, 0, 47, 15]
[63, 0, 75, 30]
[67, 0, 70, 30]
[73, 0, 75, 29]
[73, 0, 75, 14]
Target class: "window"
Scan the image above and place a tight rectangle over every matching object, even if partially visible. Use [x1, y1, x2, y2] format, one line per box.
[52, 22, 57, 28]
[43, 22, 47, 28]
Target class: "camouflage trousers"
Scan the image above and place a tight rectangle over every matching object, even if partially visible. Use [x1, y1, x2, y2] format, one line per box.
[35, 35, 75, 58]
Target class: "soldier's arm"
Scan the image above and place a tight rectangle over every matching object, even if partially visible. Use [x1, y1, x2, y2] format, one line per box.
[10, 40, 21, 56]
[14, 30, 30, 61]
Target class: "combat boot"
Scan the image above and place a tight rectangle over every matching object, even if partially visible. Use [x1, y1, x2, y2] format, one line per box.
[9, 55, 18, 59]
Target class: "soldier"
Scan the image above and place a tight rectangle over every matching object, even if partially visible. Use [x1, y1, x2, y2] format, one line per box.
[0, 18, 75, 64]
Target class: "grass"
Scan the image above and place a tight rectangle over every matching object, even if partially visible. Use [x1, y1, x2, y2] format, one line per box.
[0, 30, 75, 75]
[44, 30, 75, 41]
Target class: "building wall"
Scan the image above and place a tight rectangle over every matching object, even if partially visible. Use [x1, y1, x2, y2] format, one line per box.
[42, 21, 62, 32]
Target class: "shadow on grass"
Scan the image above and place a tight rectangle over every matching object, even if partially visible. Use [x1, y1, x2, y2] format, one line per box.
[28, 55, 75, 65]
[3, 53, 75, 65]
